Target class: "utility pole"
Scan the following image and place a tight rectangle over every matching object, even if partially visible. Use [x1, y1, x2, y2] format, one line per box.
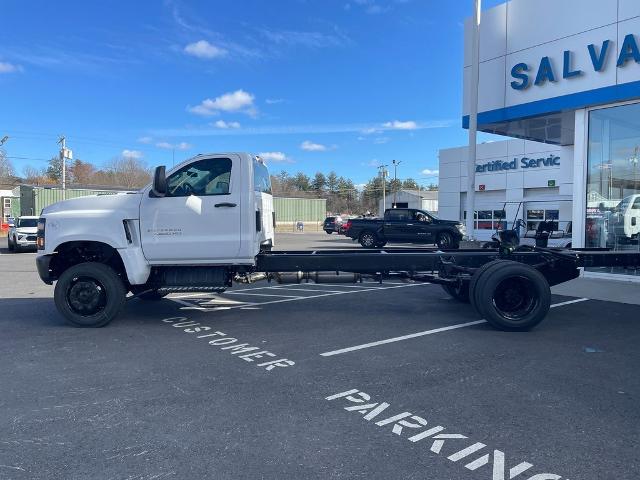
[466, 0, 481, 240]
[392, 159, 402, 208]
[57, 136, 72, 200]
[377, 164, 388, 215]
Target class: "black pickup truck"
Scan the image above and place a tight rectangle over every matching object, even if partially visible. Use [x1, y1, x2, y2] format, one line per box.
[343, 208, 465, 249]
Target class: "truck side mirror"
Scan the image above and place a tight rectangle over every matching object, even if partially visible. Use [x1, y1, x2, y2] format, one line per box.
[151, 166, 167, 197]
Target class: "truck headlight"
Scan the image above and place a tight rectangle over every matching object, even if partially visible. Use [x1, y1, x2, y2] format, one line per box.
[37, 218, 46, 250]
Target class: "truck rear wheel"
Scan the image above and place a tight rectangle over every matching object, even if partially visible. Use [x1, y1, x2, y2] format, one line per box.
[468, 259, 506, 312]
[54, 262, 126, 327]
[472, 261, 550, 331]
[359, 231, 378, 248]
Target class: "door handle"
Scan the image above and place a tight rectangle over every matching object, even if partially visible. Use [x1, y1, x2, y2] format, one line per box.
[215, 202, 237, 208]
[406, 223, 414, 226]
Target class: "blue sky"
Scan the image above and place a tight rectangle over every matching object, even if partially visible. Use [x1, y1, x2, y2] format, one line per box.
[0, 0, 504, 187]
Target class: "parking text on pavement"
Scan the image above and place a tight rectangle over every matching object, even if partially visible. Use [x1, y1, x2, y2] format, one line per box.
[326, 388, 568, 480]
[162, 316, 295, 371]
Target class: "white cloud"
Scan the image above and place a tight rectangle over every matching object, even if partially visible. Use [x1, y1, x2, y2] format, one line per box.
[214, 120, 241, 129]
[184, 40, 227, 59]
[152, 118, 455, 137]
[156, 142, 192, 150]
[122, 149, 143, 159]
[258, 151, 292, 163]
[373, 137, 389, 144]
[421, 168, 439, 176]
[383, 120, 418, 130]
[300, 140, 328, 152]
[188, 89, 256, 117]
[265, 98, 284, 104]
[0, 61, 22, 73]
[137, 136, 153, 144]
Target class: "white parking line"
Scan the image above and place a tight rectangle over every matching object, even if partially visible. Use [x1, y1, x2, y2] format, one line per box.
[224, 292, 302, 298]
[549, 297, 589, 308]
[168, 282, 430, 312]
[320, 298, 591, 357]
[269, 287, 345, 293]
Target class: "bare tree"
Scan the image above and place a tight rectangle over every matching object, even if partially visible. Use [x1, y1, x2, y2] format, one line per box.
[0, 149, 16, 182]
[99, 156, 152, 189]
[70, 159, 95, 185]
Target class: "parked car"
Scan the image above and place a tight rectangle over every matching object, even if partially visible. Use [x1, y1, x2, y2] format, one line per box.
[344, 208, 465, 248]
[323, 216, 346, 234]
[609, 194, 640, 243]
[7, 216, 39, 252]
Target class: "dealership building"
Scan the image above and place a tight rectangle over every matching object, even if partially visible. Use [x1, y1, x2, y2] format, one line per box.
[439, 0, 640, 279]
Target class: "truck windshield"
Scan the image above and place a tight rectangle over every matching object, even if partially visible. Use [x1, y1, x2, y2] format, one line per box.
[18, 218, 38, 228]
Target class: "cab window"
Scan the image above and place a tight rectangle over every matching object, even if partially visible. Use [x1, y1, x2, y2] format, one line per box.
[414, 211, 431, 222]
[166, 158, 232, 197]
[386, 209, 411, 221]
[253, 160, 272, 194]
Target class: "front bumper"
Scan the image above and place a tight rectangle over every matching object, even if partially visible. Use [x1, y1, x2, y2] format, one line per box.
[36, 254, 54, 285]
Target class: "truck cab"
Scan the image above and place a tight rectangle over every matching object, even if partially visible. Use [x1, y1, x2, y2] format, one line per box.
[36, 152, 274, 327]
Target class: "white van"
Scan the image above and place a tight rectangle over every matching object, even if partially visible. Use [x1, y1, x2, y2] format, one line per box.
[610, 194, 640, 243]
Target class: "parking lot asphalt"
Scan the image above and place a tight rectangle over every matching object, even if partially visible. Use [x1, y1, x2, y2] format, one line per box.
[1, 235, 639, 479]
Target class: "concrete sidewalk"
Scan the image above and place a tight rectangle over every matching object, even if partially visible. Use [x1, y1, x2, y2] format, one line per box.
[552, 276, 640, 305]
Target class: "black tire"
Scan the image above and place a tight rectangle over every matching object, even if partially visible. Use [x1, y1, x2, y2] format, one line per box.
[325, 230, 333, 235]
[359, 231, 378, 248]
[54, 262, 126, 327]
[469, 259, 507, 312]
[441, 282, 470, 302]
[437, 232, 457, 249]
[473, 261, 550, 331]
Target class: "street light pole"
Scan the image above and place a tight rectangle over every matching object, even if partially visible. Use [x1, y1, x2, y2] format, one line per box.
[466, 0, 481, 240]
[377, 164, 388, 214]
[392, 159, 402, 208]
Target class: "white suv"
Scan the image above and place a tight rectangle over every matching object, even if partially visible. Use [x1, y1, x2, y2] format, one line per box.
[8, 216, 39, 252]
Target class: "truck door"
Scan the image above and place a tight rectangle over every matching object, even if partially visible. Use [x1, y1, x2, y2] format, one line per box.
[413, 210, 435, 243]
[139, 154, 242, 263]
[384, 209, 412, 240]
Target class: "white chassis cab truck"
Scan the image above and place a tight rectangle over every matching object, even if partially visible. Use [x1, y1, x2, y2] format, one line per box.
[36, 152, 640, 330]
[36, 153, 275, 327]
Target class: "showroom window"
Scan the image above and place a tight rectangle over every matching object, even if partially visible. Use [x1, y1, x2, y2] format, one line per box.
[586, 102, 640, 275]
[463, 209, 506, 230]
[526, 209, 559, 232]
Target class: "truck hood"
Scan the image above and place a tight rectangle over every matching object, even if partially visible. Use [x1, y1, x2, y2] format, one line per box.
[15, 227, 37, 234]
[42, 192, 142, 218]
[436, 219, 462, 226]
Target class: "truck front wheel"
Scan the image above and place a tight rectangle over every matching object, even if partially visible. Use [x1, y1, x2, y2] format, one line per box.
[437, 232, 459, 249]
[359, 231, 378, 248]
[54, 262, 126, 327]
[472, 261, 550, 331]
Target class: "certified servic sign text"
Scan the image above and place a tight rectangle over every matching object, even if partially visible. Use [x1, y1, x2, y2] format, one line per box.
[510, 33, 640, 90]
[476, 155, 560, 173]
